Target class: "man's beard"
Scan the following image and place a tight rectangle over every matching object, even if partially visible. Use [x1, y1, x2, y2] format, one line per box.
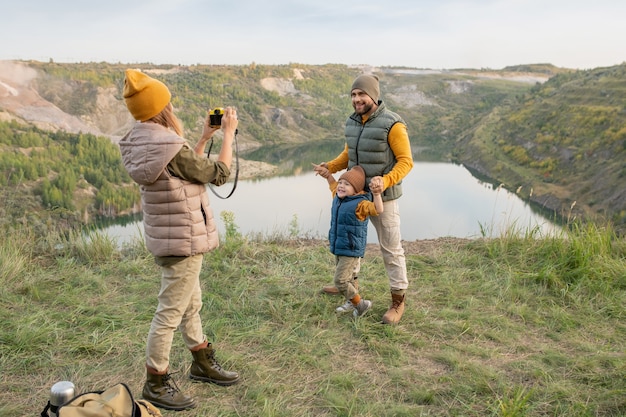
[354, 102, 374, 116]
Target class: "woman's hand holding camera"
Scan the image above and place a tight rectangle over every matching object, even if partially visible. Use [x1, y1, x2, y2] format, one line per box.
[201, 106, 238, 142]
[196, 106, 238, 168]
[220, 107, 238, 137]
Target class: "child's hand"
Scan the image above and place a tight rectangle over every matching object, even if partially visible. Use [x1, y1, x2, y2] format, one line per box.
[370, 176, 384, 194]
[312, 162, 330, 179]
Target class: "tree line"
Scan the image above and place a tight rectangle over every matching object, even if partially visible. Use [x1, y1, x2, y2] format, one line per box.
[0, 120, 138, 219]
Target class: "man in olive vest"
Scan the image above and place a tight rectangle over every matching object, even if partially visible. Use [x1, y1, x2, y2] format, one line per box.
[314, 74, 414, 324]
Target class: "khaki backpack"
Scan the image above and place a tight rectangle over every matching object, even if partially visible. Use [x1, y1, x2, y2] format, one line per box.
[41, 383, 161, 417]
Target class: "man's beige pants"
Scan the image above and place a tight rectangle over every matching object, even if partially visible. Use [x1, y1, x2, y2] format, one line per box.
[369, 199, 408, 291]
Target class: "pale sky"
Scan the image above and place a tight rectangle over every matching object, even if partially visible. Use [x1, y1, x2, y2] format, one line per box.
[1, 0, 624, 70]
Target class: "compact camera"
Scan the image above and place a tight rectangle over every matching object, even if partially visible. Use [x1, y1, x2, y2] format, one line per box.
[209, 108, 224, 128]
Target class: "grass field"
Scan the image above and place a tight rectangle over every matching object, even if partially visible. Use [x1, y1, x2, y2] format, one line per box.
[1, 221, 624, 416]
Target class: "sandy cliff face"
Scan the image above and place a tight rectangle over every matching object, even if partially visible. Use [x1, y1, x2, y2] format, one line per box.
[81, 85, 135, 142]
[0, 60, 133, 140]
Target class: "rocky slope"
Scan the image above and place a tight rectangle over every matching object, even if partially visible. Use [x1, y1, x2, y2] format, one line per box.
[0, 61, 112, 135]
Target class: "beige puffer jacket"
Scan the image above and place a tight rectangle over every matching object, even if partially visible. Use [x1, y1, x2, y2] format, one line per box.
[119, 123, 219, 257]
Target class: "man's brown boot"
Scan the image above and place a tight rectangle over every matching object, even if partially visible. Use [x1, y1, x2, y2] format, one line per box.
[381, 292, 405, 324]
[189, 344, 240, 386]
[322, 277, 358, 295]
[142, 370, 196, 411]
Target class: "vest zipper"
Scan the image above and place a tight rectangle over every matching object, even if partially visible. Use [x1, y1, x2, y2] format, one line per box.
[355, 124, 365, 166]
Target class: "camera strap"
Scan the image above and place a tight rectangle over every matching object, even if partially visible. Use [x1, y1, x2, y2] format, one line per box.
[206, 129, 239, 199]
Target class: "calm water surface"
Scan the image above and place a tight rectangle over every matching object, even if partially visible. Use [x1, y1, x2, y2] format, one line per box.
[102, 162, 559, 245]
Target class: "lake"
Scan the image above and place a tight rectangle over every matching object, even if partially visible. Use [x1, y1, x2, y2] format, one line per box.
[100, 162, 560, 246]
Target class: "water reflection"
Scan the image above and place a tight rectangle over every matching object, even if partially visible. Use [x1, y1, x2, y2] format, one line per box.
[103, 162, 560, 246]
[243, 139, 345, 176]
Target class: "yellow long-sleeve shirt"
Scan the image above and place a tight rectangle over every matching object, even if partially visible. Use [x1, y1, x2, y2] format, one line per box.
[326, 119, 413, 190]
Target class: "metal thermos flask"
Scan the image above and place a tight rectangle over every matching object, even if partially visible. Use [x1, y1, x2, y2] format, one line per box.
[49, 381, 76, 416]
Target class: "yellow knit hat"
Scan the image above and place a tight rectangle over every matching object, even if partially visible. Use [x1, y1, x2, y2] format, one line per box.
[123, 69, 171, 121]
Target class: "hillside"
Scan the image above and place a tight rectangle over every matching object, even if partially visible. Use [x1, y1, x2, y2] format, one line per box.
[0, 61, 547, 147]
[456, 64, 626, 229]
[5, 59, 626, 233]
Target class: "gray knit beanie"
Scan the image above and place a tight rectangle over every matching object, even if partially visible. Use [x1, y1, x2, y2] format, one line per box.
[351, 74, 380, 103]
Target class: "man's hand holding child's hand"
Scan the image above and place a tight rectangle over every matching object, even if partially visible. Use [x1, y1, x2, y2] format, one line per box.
[370, 176, 384, 195]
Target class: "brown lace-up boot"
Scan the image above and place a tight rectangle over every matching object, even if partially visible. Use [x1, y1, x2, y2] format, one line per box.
[142, 370, 196, 411]
[189, 344, 240, 386]
[322, 277, 358, 295]
[381, 292, 405, 324]
[321, 285, 341, 295]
